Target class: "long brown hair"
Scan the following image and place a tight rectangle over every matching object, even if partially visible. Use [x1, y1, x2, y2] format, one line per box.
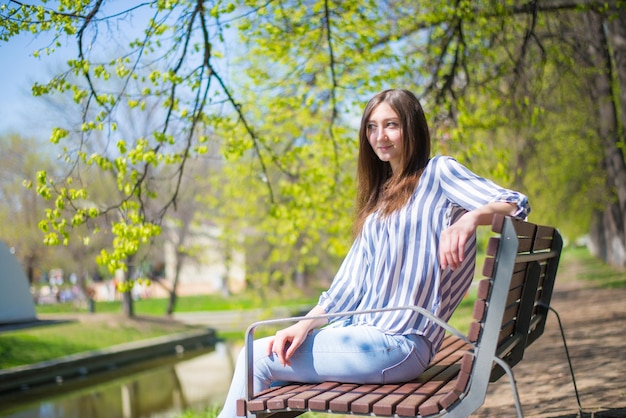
[354, 89, 431, 235]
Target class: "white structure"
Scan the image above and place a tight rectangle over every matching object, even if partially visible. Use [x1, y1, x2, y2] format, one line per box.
[89, 222, 247, 301]
[160, 222, 246, 297]
[0, 241, 36, 323]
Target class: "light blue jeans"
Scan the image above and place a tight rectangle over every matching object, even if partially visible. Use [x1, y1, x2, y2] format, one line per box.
[218, 324, 432, 417]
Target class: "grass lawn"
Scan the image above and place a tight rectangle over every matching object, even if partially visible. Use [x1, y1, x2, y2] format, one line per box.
[33, 292, 320, 316]
[560, 245, 626, 288]
[1, 286, 319, 369]
[0, 314, 200, 369]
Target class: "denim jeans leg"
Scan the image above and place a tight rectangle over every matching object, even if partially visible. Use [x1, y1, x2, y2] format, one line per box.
[218, 325, 432, 418]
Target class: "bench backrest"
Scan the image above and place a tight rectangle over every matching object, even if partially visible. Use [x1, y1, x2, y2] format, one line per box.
[451, 215, 563, 415]
[484, 215, 562, 379]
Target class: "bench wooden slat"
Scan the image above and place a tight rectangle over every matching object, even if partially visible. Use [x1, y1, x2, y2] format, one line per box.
[327, 384, 380, 412]
[517, 236, 534, 253]
[533, 237, 554, 251]
[485, 236, 500, 257]
[468, 321, 482, 342]
[476, 278, 491, 299]
[534, 226, 556, 250]
[420, 378, 466, 416]
[416, 338, 469, 382]
[429, 336, 469, 362]
[515, 220, 538, 237]
[473, 298, 486, 320]
[396, 379, 452, 416]
[350, 384, 401, 414]
[475, 282, 524, 324]
[501, 302, 521, 326]
[482, 256, 495, 277]
[498, 322, 516, 347]
[286, 382, 340, 409]
[490, 214, 507, 233]
[484, 250, 534, 278]
[308, 383, 358, 411]
[454, 353, 475, 392]
[437, 333, 461, 350]
[266, 384, 318, 411]
[510, 269, 527, 291]
[372, 382, 423, 416]
[248, 384, 315, 412]
[506, 285, 524, 306]
[390, 344, 472, 416]
[492, 215, 536, 235]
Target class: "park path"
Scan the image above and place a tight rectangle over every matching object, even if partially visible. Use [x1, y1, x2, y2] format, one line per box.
[474, 263, 626, 417]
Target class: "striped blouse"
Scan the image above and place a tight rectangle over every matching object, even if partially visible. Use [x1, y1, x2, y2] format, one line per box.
[318, 155, 531, 354]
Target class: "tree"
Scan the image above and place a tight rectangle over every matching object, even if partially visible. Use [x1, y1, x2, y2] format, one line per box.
[2, 0, 626, 287]
[579, 10, 626, 266]
[0, 134, 108, 301]
[156, 153, 222, 315]
[0, 134, 58, 283]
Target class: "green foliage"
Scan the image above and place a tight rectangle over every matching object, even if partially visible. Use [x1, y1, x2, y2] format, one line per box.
[0, 135, 95, 281]
[1, 0, 622, 289]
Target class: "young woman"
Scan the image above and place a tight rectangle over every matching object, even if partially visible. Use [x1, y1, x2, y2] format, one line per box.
[218, 89, 530, 417]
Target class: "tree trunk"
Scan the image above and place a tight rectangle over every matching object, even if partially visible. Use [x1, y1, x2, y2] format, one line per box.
[122, 288, 135, 317]
[584, 11, 626, 268]
[166, 290, 178, 316]
[607, 13, 626, 134]
[26, 257, 35, 285]
[166, 251, 183, 316]
[221, 249, 231, 298]
[122, 256, 135, 317]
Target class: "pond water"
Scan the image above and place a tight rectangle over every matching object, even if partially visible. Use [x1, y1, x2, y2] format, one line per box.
[0, 343, 236, 418]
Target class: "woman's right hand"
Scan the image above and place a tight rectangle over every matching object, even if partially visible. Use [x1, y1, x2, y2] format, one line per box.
[266, 305, 328, 367]
[267, 322, 311, 367]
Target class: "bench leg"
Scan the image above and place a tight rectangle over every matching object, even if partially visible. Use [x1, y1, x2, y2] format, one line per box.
[547, 306, 584, 417]
[493, 357, 524, 418]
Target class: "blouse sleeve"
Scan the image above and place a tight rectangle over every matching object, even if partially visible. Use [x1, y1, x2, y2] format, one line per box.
[436, 156, 531, 219]
[317, 236, 366, 319]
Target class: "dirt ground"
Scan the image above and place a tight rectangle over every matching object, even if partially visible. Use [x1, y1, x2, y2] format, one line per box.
[473, 268, 626, 417]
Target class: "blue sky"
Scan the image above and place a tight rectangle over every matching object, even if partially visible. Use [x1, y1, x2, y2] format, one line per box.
[0, 2, 225, 141]
[0, 31, 71, 139]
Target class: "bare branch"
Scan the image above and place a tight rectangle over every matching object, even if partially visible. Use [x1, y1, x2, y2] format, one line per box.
[323, 0, 340, 187]
[77, 0, 108, 114]
[195, 0, 277, 204]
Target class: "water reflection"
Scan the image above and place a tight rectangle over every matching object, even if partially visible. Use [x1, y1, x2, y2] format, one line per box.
[0, 343, 236, 418]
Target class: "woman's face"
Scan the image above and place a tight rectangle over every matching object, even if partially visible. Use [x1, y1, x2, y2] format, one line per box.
[366, 102, 403, 174]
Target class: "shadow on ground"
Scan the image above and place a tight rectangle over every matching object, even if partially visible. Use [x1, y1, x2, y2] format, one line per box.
[0, 318, 74, 332]
[554, 408, 626, 417]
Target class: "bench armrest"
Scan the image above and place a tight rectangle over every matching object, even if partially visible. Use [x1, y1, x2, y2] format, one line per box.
[243, 305, 473, 401]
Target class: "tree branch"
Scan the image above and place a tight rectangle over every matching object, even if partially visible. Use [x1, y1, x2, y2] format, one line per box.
[323, 0, 340, 187]
[196, 0, 277, 204]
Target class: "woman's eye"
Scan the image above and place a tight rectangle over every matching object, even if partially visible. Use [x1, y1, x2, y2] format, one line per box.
[386, 121, 398, 128]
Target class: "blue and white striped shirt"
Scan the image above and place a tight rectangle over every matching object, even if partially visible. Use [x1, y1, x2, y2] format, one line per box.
[318, 155, 530, 354]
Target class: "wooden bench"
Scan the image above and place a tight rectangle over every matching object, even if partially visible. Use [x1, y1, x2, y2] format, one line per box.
[236, 215, 580, 417]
